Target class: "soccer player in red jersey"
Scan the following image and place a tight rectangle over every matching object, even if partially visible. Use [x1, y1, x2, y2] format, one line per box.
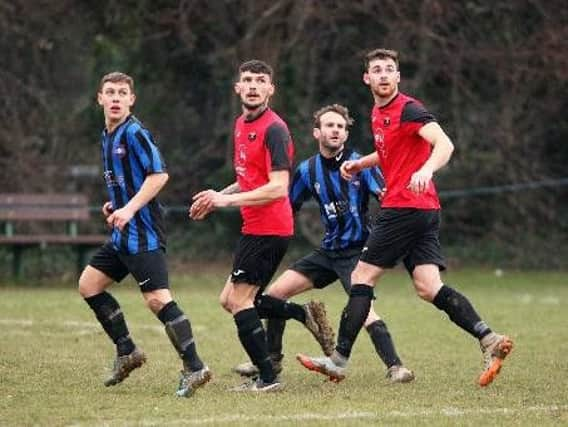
[297, 49, 513, 387]
[190, 60, 331, 392]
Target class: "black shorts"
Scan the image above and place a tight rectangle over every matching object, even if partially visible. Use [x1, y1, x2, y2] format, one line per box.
[231, 234, 290, 289]
[289, 247, 362, 294]
[88, 241, 169, 292]
[360, 208, 446, 274]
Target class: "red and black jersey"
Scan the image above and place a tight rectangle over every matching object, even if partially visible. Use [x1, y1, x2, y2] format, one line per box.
[233, 108, 294, 236]
[371, 92, 440, 209]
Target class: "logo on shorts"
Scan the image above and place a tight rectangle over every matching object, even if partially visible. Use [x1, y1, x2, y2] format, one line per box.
[362, 247, 368, 253]
[232, 269, 246, 276]
[138, 278, 151, 287]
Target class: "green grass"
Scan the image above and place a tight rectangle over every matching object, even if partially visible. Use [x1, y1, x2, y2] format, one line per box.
[1, 269, 567, 426]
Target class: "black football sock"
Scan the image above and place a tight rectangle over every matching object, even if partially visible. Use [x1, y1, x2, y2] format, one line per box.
[254, 294, 305, 322]
[84, 292, 135, 356]
[432, 285, 492, 339]
[366, 319, 402, 368]
[266, 318, 286, 356]
[234, 308, 275, 383]
[157, 301, 204, 371]
[336, 284, 374, 359]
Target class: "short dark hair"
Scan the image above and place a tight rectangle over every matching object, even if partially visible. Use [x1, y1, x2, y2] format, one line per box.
[98, 71, 134, 93]
[364, 49, 399, 71]
[238, 60, 274, 80]
[313, 104, 354, 128]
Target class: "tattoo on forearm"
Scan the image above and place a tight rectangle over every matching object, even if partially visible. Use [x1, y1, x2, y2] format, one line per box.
[221, 183, 241, 195]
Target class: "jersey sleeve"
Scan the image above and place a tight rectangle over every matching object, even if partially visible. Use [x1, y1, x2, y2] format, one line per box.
[401, 101, 436, 125]
[361, 166, 385, 198]
[129, 129, 167, 174]
[289, 163, 311, 213]
[265, 123, 292, 171]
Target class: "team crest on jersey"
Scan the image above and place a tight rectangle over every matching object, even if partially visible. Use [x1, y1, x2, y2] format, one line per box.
[248, 132, 257, 141]
[383, 117, 391, 126]
[314, 182, 321, 195]
[374, 129, 384, 144]
[113, 144, 127, 158]
[374, 129, 387, 158]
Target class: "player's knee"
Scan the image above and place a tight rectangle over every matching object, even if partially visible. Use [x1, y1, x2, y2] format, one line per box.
[364, 309, 380, 326]
[78, 272, 97, 298]
[351, 268, 378, 286]
[219, 294, 232, 313]
[412, 265, 443, 301]
[413, 279, 438, 302]
[77, 276, 88, 297]
[144, 295, 166, 313]
[266, 287, 287, 299]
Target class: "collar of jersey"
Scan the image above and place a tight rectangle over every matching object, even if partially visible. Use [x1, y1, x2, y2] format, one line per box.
[319, 148, 351, 170]
[104, 114, 133, 138]
[378, 92, 400, 110]
[243, 107, 269, 123]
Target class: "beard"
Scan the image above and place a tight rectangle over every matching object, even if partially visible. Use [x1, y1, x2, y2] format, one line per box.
[320, 138, 344, 156]
[242, 98, 267, 110]
[242, 101, 259, 110]
[372, 84, 396, 99]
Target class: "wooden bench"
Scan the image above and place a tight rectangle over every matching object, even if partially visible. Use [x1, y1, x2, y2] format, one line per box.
[0, 194, 107, 279]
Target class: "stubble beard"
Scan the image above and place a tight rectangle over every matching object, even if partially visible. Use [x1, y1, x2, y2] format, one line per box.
[242, 98, 269, 120]
[320, 138, 344, 158]
[372, 83, 397, 105]
[242, 95, 269, 111]
[243, 102, 261, 110]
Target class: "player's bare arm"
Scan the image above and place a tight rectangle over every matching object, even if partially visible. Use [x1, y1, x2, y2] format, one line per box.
[192, 170, 288, 211]
[107, 172, 169, 231]
[225, 170, 288, 206]
[189, 182, 242, 221]
[408, 122, 454, 194]
[340, 152, 380, 181]
[220, 182, 241, 195]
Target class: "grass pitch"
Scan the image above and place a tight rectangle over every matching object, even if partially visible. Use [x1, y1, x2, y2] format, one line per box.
[1, 269, 567, 426]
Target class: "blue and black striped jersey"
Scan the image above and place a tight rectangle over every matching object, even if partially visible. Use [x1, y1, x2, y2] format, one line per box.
[101, 115, 167, 254]
[290, 149, 384, 250]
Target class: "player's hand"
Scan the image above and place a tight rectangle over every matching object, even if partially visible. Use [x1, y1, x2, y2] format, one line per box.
[102, 201, 114, 218]
[189, 196, 215, 220]
[106, 206, 135, 231]
[193, 189, 230, 208]
[408, 166, 433, 193]
[377, 187, 387, 201]
[340, 159, 361, 181]
[190, 189, 230, 220]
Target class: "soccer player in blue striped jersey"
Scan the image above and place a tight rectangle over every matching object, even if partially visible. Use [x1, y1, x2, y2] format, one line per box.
[78, 72, 211, 397]
[233, 104, 414, 383]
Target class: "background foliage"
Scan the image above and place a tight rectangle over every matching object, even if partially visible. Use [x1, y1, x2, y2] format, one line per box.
[1, 0, 567, 271]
